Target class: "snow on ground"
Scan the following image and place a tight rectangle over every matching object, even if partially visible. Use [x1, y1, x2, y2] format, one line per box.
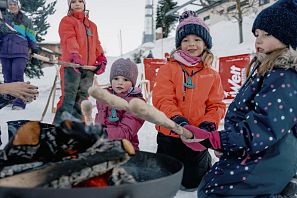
[0, 16, 257, 198]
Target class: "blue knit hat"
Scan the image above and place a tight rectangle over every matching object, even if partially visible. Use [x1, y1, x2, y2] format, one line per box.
[252, 0, 297, 49]
[176, 10, 212, 49]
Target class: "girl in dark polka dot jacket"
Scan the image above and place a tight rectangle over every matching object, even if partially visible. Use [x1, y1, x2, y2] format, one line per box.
[180, 0, 297, 197]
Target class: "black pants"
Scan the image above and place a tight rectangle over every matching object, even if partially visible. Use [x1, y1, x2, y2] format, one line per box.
[53, 68, 94, 125]
[157, 133, 211, 189]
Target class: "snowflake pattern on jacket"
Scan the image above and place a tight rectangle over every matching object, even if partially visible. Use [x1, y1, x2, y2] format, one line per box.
[198, 48, 297, 197]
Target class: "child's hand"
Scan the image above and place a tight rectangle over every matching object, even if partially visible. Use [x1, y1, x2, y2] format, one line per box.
[1, 82, 39, 103]
[94, 54, 107, 75]
[70, 53, 83, 73]
[181, 125, 221, 151]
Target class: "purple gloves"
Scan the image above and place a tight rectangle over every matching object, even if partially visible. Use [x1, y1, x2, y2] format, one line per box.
[94, 54, 107, 75]
[181, 125, 221, 152]
[70, 53, 83, 73]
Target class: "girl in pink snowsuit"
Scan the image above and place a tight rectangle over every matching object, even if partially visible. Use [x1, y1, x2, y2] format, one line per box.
[95, 58, 144, 151]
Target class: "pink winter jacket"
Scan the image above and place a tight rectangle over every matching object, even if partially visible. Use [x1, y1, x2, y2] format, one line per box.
[95, 87, 145, 150]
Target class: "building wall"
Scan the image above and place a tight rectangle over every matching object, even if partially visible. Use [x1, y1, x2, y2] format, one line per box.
[198, 0, 277, 26]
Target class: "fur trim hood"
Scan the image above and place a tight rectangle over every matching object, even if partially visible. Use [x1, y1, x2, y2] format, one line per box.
[257, 47, 297, 72]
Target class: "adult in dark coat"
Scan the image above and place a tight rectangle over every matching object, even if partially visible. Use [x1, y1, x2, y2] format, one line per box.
[0, 0, 38, 110]
[179, 0, 297, 197]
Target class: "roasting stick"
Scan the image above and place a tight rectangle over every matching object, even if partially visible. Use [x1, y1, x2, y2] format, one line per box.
[81, 100, 93, 126]
[31, 53, 96, 71]
[129, 98, 194, 139]
[88, 86, 129, 111]
[88, 86, 195, 140]
[80, 94, 136, 155]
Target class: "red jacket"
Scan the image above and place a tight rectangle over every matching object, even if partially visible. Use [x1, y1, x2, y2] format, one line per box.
[59, 11, 104, 66]
[152, 59, 226, 137]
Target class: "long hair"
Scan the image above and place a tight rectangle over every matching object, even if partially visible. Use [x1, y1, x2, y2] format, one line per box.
[257, 48, 288, 75]
[246, 48, 288, 78]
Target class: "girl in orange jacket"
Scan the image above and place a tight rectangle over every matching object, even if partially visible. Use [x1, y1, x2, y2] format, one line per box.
[152, 10, 226, 191]
[53, 0, 106, 125]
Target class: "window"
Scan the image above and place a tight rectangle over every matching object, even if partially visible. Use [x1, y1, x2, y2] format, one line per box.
[240, 0, 249, 7]
[203, 15, 210, 21]
[227, 4, 236, 12]
[259, 0, 270, 6]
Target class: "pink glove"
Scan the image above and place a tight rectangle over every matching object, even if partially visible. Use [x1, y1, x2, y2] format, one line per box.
[94, 54, 107, 75]
[181, 125, 221, 151]
[70, 53, 83, 73]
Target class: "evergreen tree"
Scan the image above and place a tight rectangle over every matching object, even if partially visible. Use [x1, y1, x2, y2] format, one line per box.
[21, 0, 57, 78]
[156, 0, 178, 38]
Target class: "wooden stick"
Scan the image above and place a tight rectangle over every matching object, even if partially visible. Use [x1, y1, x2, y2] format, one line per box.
[88, 86, 194, 139]
[81, 100, 93, 125]
[88, 86, 129, 111]
[31, 54, 96, 71]
[129, 98, 193, 139]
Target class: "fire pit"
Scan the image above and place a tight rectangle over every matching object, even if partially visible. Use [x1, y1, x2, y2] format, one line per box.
[0, 151, 183, 198]
[0, 120, 184, 198]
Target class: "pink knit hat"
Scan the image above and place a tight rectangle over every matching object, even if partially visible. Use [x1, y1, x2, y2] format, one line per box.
[110, 58, 138, 87]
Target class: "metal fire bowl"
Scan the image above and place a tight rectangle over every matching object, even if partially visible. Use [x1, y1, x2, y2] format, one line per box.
[0, 151, 184, 198]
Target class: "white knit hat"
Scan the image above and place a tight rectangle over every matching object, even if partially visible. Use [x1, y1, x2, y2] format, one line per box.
[8, 0, 21, 9]
[67, 0, 86, 7]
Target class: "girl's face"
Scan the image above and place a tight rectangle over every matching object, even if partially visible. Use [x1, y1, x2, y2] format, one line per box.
[254, 29, 286, 54]
[111, 76, 133, 94]
[181, 34, 206, 57]
[8, 3, 19, 14]
[70, 0, 85, 13]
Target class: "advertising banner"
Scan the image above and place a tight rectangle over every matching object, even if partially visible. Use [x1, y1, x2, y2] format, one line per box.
[219, 54, 250, 100]
[143, 58, 167, 92]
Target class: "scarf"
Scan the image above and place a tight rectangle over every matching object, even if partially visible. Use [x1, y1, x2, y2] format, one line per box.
[172, 50, 202, 67]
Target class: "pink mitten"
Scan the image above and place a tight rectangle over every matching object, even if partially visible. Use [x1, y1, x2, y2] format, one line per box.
[94, 54, 107, 75]
[70, 53, 83, 73]
[181, 125, 221, 151]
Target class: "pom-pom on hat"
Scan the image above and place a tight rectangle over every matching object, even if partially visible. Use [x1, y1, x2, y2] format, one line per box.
[110, 58, 138, 87]
[252, 0, 297, 49]
[176, 10, 212, 49]
[7, 0, 21, 9]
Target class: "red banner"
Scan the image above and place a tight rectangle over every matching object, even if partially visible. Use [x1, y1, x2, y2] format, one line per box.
[219, 54, 250, 99]
[143, 58, 167, 91]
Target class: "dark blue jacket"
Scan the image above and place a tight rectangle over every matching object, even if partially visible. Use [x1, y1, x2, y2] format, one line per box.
[199, 49, 297, 197]
[0, 11, 37, 59]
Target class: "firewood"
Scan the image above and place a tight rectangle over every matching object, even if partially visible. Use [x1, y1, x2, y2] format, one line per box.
[13, 121, 41, 145]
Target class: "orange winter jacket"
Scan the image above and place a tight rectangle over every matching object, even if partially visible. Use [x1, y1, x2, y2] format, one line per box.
[59, 11, 104, 66]
[152, 59, 226, 138]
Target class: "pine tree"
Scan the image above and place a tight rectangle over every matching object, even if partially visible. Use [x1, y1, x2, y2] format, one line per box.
[21, 0, 57, 78]
[156, 0, 178, 38]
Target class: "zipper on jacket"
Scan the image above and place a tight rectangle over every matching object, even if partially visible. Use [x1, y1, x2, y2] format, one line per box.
[83, 17, 90, 65]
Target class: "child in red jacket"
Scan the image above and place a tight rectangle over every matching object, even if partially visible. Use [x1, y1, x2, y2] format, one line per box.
[152, 10, 226, 191]
[53, 0, 107, 125]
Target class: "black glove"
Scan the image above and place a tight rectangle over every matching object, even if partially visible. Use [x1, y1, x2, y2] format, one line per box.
[31, 47, 40, 54]
[31, 57, 40, 66]
[197, 121, 217, 148]
[171, 115, 189, 127]
[198, 121, 217, 132]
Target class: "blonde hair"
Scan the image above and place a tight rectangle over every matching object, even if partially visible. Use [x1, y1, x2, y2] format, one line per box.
[246, 48, 287, 77]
